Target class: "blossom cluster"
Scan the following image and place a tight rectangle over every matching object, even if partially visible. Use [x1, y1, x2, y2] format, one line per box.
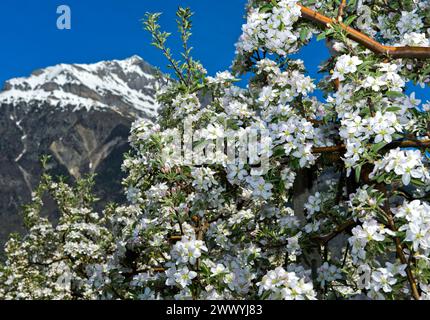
[257, 267, 316, 300]
[370, 148, 430, 186]
[236, 0, 304, 56]
[394, 200, 430, 254]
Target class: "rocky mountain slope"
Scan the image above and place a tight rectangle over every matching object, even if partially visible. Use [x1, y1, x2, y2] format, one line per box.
[0, 56, 163, 250]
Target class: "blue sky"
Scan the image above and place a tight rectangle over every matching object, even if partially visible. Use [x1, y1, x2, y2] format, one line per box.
[0, 0, 328, 87]
[0, 0, 428, 100]
[0, 0, 249, 85]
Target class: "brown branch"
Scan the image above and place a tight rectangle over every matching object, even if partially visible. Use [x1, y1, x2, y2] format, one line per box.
[261, 1, 430, 58]
[382, 188, 420, 300]
[311, 219, 357, 244]
[313, 144, 346, 154]
[312, 139, 430, 154]
[298, 4, 430, 59]
[337, 0, 347, 21]
[169, 235, 182, 243]
[332, 0, 345, 90]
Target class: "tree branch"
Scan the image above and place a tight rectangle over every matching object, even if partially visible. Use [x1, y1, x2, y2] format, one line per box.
[311, 219, 357, 244]
[311, 139, 430, 154]
[298, 4, 430, 59]
[382, 188, 421, 300]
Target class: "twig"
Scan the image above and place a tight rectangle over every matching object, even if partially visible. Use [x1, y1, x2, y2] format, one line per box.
[337, 0, 347, 21]
[311, 219, 357, 244]
[382, 189, 421, 300]
[174, 209, 185, 236]
[341, 243, 350, 268]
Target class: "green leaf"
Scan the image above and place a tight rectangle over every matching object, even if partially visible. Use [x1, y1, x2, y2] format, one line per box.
[344, 15, 357, 26]
[411, 178, 426, 186]
[371, 141, 387, 153]
[422, 63, 430, 77]
[376, 174, 386, 183]
[316, 32, 327, 41]
[392, 133, 403, 141]
[273, 145, 286, 158]
[385, 91, 404, 98]
[355, 165, 362, 182]
[259, 4, 273, 13]
[385, 106, 402, 113]
[300, 28, 309, 42]
[317, 28, 335, 41]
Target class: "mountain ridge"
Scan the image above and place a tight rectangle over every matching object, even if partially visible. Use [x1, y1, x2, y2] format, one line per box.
[0, 55, 162, 117]
[0, 56, 163, 252]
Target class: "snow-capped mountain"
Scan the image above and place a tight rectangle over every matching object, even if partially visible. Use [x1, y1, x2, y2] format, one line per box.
[0, 55, 161, 117]
[0, 56, 164, 250]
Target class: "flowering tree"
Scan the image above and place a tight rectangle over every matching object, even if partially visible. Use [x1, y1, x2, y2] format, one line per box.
[0, 158, 118, 299]
[1, 0, 430, 300]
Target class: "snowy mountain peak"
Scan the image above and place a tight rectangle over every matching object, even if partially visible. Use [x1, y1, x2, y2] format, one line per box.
[0, 56, 164, 117]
